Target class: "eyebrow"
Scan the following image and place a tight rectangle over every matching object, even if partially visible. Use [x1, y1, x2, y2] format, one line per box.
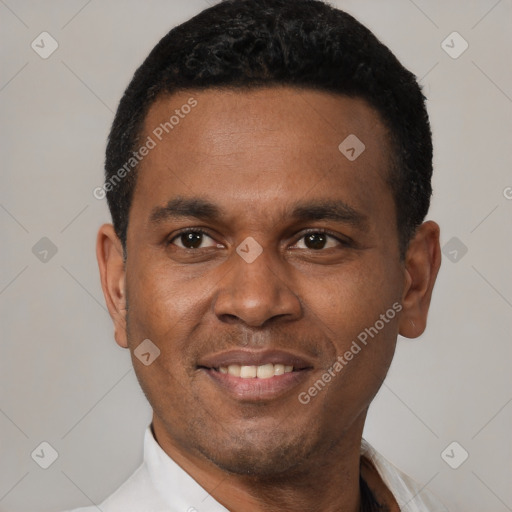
[148, 196, 368, 229]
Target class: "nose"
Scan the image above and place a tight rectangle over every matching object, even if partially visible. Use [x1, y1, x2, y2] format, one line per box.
[213, 242, 302, 328]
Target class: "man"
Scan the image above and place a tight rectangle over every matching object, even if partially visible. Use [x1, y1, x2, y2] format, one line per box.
[69, 0, 445, 510]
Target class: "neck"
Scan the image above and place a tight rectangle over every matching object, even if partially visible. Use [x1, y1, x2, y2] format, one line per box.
[151, 414, 374, 512]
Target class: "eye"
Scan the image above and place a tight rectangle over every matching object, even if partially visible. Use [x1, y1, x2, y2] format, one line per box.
[293, 231, 345, 250]
[168, 229, 220, 249]
[167, 229, 349, 251]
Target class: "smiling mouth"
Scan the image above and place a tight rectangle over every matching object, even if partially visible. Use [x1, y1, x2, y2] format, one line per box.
[203, 363, 302, 379]
[196, 349, 314, 400]
[198, 364, 312, 401]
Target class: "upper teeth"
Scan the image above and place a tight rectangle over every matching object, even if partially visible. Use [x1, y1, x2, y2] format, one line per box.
[218, 364, 294, 378]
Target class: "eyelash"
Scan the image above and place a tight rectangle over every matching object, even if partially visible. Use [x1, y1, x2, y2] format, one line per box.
[166, 228, 351, 249]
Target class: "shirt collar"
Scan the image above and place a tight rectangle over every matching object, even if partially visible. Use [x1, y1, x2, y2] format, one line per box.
[143, 423, 441, 512]
[143, 424, 230, 511]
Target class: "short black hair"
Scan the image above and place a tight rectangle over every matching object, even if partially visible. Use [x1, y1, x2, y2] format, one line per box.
[105, 0, 433, 258]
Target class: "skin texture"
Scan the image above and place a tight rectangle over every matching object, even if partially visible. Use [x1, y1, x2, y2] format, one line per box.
[97, 87, 441, 512]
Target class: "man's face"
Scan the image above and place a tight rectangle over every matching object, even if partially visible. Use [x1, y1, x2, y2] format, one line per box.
[123, 87, 406, 476]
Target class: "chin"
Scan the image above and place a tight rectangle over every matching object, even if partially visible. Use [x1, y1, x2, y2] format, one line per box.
[206, 448, 305, 477]
[195, 426, 317, 477]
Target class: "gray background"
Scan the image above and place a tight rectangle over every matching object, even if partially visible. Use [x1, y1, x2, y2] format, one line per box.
[1, 0, 511, 511]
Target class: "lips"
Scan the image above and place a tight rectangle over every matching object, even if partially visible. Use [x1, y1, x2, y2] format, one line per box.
[197, 349, 314, 401]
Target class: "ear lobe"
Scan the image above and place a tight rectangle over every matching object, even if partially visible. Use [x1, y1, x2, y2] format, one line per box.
[96, 224, 128, 348]
[398, 221, 441, 339]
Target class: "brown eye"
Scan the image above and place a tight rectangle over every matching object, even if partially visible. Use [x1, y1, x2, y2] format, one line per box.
[169, 230, 218, 249]
[295, 232, 341, 250]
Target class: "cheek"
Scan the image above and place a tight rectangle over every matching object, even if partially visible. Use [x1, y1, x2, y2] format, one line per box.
[128, 259, 205, 334]
[304, 259, 402, 402]
[314, 259, 402, 336]
[309, 279, 399, 414]
[124, 266, 202, 407]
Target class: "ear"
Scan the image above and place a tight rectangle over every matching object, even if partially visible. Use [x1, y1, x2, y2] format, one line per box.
[96, 224, 128, 348]
[398, 221, 441, 339]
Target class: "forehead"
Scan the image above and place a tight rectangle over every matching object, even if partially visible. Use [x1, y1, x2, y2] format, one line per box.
[142, 87, 390, 164]
[131, 87, 394, 232]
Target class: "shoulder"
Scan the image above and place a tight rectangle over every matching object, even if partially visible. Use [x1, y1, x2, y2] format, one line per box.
[59, 462, 168, 512]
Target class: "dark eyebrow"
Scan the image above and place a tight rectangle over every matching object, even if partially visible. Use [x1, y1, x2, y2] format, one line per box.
[288, 199, 368, 228]
[149, 197, 222, 225]
[148, 196, 368, 229]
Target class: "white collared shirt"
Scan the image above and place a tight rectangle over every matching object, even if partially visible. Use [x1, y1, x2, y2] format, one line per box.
[63, 424, 448, 512]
